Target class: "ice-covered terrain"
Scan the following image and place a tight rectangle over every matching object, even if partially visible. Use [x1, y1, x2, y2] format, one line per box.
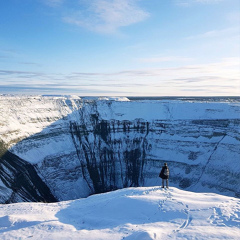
[0, 187, 239, 240]
[0, 95, 240, 203]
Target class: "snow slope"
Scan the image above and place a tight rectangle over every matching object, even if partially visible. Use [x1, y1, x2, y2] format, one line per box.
[0, 187, 239, 240]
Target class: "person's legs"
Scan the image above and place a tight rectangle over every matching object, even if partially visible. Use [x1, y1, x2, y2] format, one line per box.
[166, 179, 169, 188]
[162, 179, 164, 188]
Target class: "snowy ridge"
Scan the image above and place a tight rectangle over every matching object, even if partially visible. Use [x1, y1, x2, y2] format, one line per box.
[1, 95, 239, 150]
[0, 187, 239, 240]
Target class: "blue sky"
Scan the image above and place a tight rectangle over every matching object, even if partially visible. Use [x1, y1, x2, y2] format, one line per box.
[0, 0, 239, 96]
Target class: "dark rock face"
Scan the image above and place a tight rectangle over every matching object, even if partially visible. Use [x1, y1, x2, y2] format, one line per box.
[0, 96, 239, 203]
[68, 119, 148, 194]
[0, 143, 57, 203]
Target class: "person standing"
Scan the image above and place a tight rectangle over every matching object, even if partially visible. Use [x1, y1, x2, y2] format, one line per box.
[159, 162, 169, 188]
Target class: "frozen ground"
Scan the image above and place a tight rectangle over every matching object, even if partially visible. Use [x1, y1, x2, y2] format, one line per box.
[0, 187, 239, 240]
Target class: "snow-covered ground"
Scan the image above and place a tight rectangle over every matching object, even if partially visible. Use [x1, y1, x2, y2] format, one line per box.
[0, 187, 239, 240]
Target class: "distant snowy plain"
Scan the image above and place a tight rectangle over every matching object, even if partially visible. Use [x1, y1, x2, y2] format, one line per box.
[0, 187, 239, 240]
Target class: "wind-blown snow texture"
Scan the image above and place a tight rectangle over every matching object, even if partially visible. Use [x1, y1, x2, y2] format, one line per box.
[0, 96, 240, 203]
[0, 187, 239, 240]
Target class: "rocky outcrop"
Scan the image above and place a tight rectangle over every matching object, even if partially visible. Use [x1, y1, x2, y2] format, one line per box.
[0, 96, 239, 203]
[0, 140, 57, 203]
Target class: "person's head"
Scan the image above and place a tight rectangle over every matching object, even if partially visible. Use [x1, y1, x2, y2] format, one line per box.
[164, 162, 167, 166]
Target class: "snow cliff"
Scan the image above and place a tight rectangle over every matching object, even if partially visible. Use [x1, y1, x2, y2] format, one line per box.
[0, 96, 239, 203]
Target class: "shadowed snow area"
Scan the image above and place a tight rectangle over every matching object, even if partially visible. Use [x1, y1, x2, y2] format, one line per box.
[0, 187, 239, 240]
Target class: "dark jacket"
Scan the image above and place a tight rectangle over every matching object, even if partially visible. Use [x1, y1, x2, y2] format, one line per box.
[159, 166, 169, 179]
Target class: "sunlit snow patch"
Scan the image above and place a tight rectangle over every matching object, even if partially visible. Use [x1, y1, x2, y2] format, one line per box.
[0, 187, 239, 240]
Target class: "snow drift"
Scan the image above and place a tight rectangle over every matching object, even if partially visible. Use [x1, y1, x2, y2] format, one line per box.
[0, 187, 239, 240]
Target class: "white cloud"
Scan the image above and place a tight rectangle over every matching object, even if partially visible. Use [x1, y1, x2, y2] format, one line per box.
[70, 58, 240, 95]
[137, 56, 194, 63]
[176, 0, 224, 6]
[63, 0, 149, 34]
[1, 58, 239, 96]
[186, 27, 240, 40]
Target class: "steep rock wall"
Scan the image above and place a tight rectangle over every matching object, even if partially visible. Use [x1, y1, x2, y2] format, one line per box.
[0, 96, 239, 203]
